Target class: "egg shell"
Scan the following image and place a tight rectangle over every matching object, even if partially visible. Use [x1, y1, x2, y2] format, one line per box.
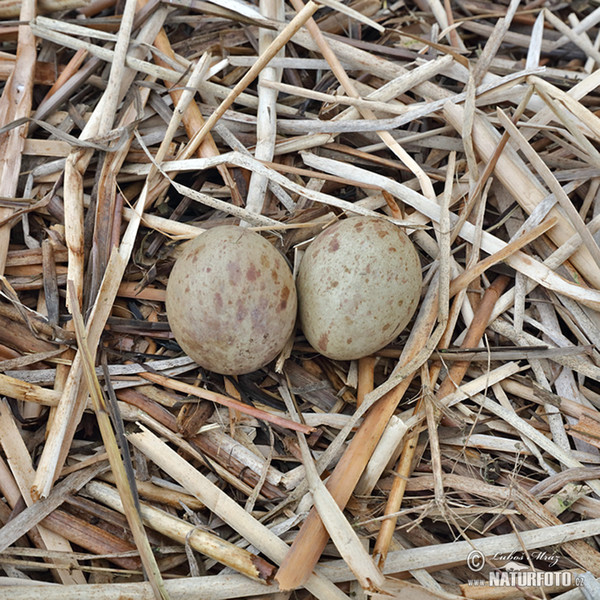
[166, 226, 297, 375]
[297, 217, 421, 360]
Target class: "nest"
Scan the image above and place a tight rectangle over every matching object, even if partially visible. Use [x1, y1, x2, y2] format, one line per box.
[1, 0, 600, 598]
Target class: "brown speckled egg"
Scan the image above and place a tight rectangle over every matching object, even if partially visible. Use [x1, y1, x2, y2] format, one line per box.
[166, 226, 297, 375]
[297, 217, 421, 360]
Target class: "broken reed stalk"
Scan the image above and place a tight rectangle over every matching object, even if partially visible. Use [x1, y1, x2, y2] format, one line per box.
[86, 480, 276, 582]
[180, 0, 320, 159]
[0, 0, 36, 274]
[275, 278, 441, 590]
[137, 0, 243, 206]
[244, 0, 284, 216]
[138, 370, 314, 433]
[372, 275, 510, 567]
[67, 282, 169, 600]
[127, 424, 351, 600]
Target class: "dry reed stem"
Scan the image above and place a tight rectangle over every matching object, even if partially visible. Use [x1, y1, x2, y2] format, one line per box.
[68, 282, 169, 600]
[179, 0, 320, 159]
[86, 480, 276, 582]
[128, 424, 351, 600]
[276, 276, 441, 590]
[0, 0, 36, 274]
[138, 370, 314, 433]
[0, 400, 85, 584]
[244, 0, 284, 217]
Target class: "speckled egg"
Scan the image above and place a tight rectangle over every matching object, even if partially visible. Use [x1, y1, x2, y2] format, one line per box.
[297, 217, 421, 360]
[166, 226, 297, 375]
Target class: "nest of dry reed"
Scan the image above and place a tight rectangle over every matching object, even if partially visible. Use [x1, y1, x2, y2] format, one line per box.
[2, 0, 600, 598]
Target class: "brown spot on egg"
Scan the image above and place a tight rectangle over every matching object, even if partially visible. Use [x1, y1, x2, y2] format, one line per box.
[246, 264, 259, 281]
[260, 254, 269, 268]
[329, 237, 340, 252]
[214, 293, 223, 310]
[228, 261, 241, 284]
[278, 286, 290, 312]
[346, 338, 352, 344]
[318, 332, 329, 351]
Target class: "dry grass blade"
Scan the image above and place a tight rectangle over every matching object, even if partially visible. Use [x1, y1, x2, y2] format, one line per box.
[127, 424, 351, 600]
[86, 480, 276, 582]
[67, 282, 169, 600]
[0, 0, 36, 274]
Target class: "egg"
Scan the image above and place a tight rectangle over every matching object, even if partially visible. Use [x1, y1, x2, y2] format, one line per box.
[166, 226, 297, 375]
[297, 217, 421, 360]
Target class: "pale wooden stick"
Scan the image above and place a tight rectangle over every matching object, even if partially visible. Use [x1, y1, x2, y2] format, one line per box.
[2, 519, 599, 598]
[260, 80, 413, 115]
[0, 0, 36, 274]
[0, 400, 85, 584]
[32, 61, 197, 498]
[86, 481, 276, 582]
[374, 276, 509, 566]
[244, 0, 284, 217]
[32, 253, 127, 499]
[138, 371, 312, 434]
[127, 424, 351, 600]
[179, 1, 320, 160]
[129, 151, 416, 226]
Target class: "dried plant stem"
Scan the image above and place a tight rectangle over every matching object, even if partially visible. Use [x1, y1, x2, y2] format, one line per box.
[448, 216, 557, 297]
[86, 480, 276, 582]
[356, 356, 375, 408]
[244, 0, 284, 216]
[287, 0, 436, 200]
[138, 370, 314, 434]
[0, 400, 85, 584]
[275, 279, 440, 590]
[282, 388, 385, 591]
[139, 0, 243, 206]
[373, 275, 509, 567]
[443, 102, 600, 290]
[179, 1, 320, 160]
[63, 0, 138, 309]
[0, 0, 36, 274]
[68, 282, 169, 600]
[128, 424, 351, 600]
